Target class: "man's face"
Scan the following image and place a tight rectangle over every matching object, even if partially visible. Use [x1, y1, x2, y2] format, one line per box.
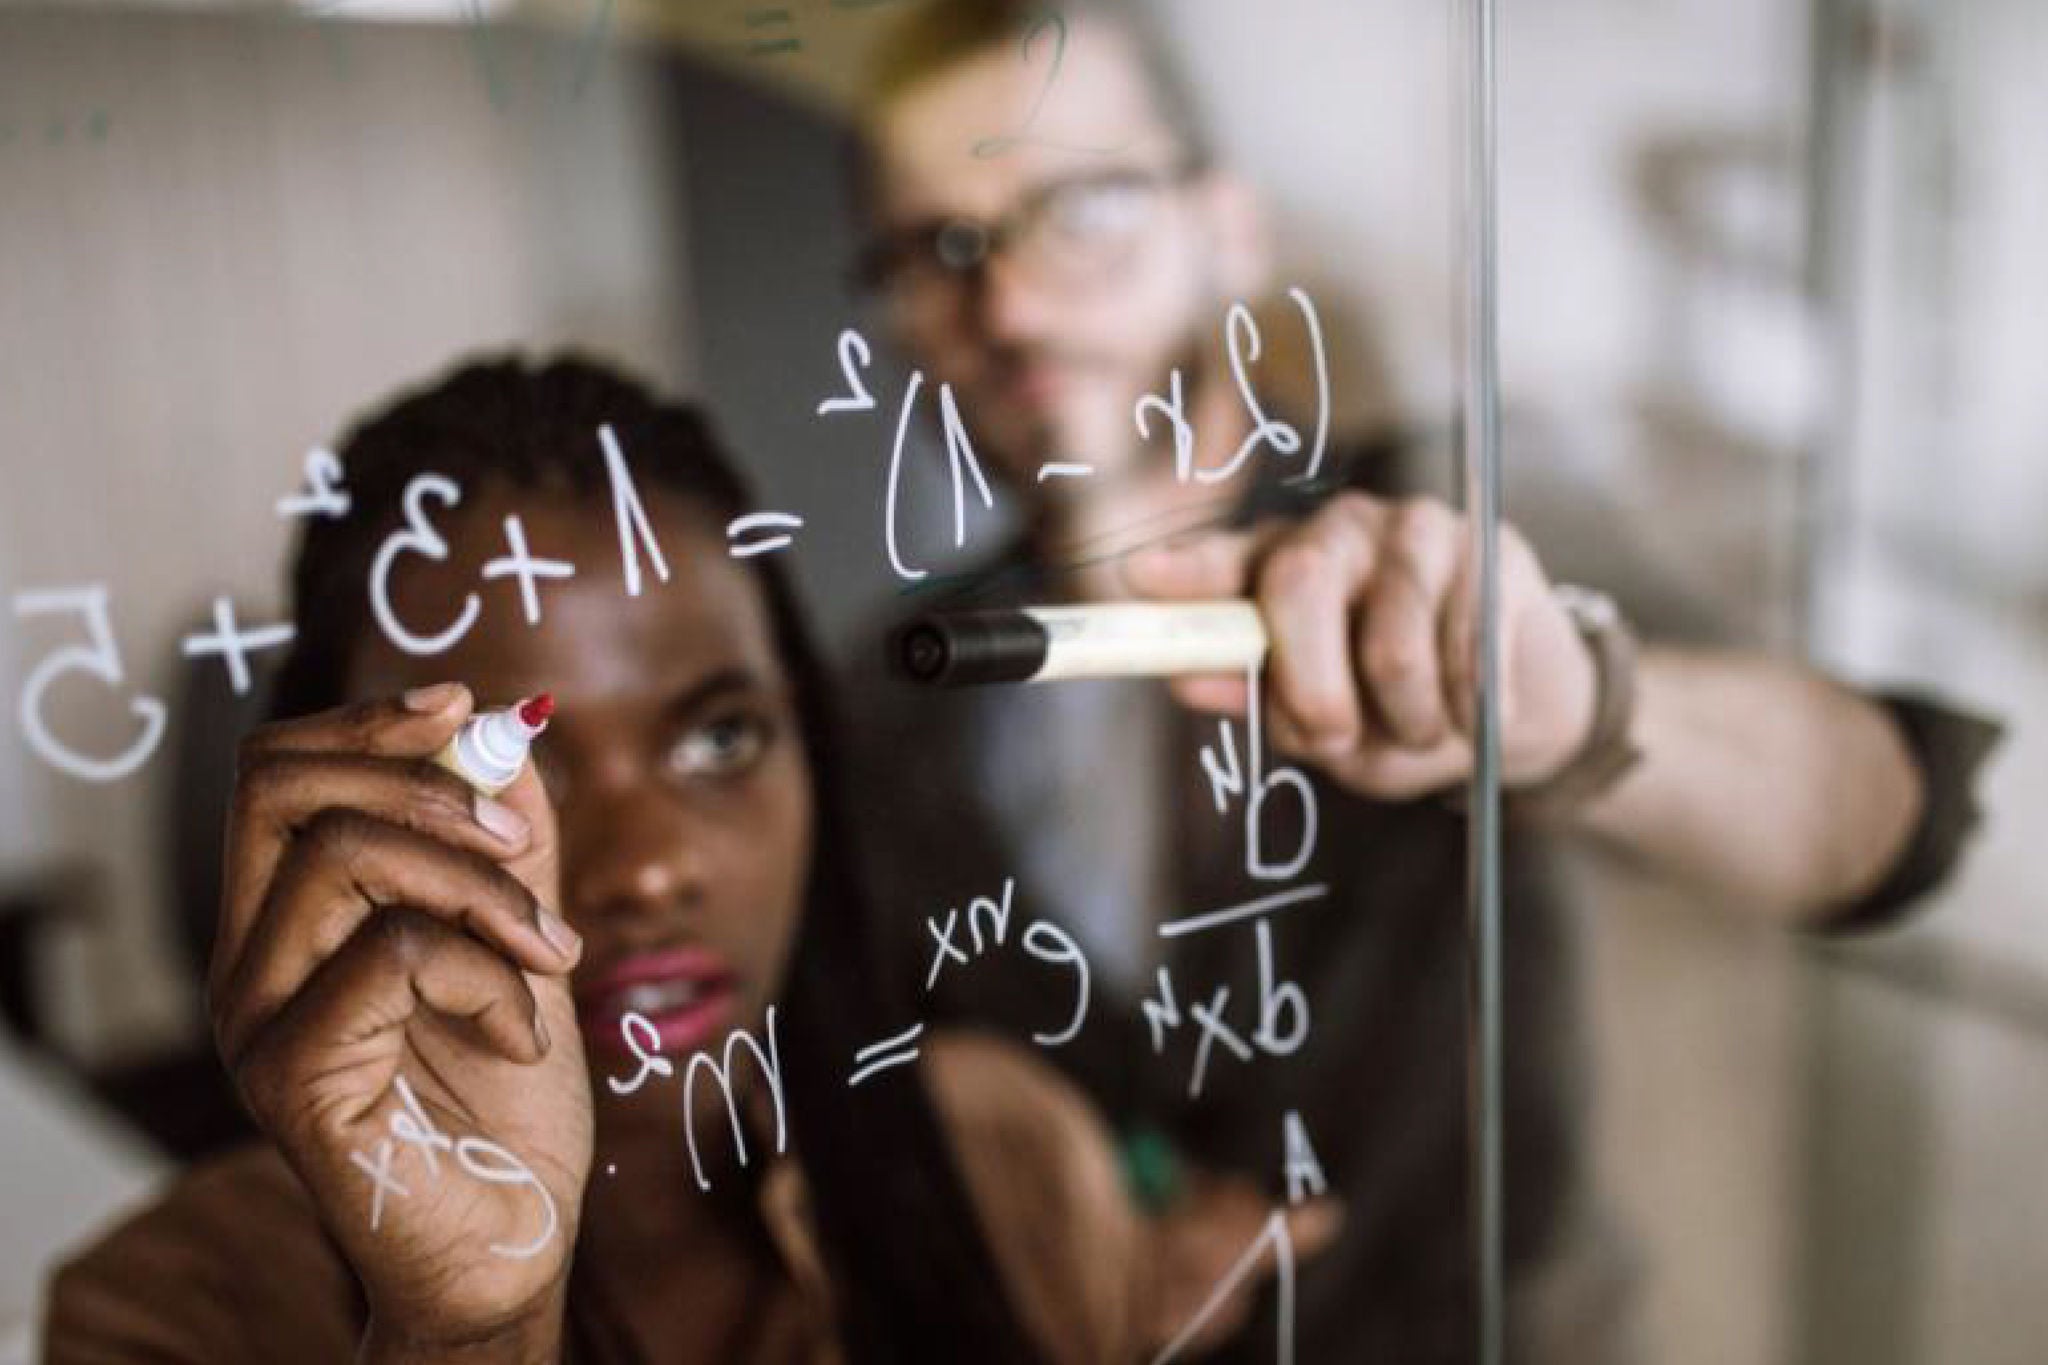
[867, 24, 1259, 491]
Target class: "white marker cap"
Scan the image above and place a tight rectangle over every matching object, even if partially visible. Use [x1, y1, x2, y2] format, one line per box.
[438, 694, 554, 794]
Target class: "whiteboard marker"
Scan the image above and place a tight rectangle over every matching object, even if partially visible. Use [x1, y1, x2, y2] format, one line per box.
[434, 693, 554, 794]
[894, 602, 1267, 686]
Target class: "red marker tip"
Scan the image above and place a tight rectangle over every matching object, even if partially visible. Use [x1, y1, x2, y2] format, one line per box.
[517, 693, 555, 728]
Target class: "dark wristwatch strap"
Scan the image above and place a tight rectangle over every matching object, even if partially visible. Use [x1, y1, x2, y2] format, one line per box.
[1506, 585, 1643, 821]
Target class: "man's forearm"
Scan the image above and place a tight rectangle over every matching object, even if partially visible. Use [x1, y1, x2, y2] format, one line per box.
[1567, 647, 1925, 924]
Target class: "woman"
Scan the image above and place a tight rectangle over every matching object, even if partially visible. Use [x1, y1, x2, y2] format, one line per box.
[43, 356, 1158, 1363]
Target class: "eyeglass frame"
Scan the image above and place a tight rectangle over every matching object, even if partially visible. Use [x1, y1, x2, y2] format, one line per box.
[852, 158, 1208, 299]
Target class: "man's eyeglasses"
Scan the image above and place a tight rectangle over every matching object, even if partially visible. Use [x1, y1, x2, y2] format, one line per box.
[856, 162, 1203, 300]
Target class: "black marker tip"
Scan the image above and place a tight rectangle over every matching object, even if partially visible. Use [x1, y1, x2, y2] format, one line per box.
[890, 611, 1049, 687]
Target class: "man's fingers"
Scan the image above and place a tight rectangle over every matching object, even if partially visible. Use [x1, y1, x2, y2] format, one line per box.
[235, 907, 545, 1132]
[1256, 500, 1381, 753]
[1443, 546, 1482, 736]
[1358, 501, 1460, 748]
[1443, 524, 1546, 736]
[1496, 528, 1558, 730]
[214, 810, 578, 1066]
[1166, 675, 1251, 717]
[1119, 527, 1263, 600]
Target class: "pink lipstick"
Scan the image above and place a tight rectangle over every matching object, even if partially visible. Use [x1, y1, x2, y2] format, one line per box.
[577, 946, 736, 1060]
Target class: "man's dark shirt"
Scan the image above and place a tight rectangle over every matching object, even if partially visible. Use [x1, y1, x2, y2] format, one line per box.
[842, 433, 2000, 1363]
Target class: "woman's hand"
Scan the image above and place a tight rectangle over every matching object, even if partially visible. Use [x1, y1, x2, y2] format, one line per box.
[208, 684, 592, 1356]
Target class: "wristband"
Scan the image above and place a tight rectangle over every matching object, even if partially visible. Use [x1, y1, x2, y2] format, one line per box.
[1506, 585, 1643, 820]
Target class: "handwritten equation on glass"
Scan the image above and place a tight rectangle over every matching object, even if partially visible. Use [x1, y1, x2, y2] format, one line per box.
[6, 285, 1337, 1360]
[8, 3, 1344, 1345]
[8, 288, 1328, 782]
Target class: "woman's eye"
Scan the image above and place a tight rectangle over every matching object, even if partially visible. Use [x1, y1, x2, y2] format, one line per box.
[668, 714, 771, 778]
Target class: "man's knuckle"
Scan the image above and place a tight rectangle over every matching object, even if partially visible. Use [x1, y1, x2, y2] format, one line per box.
[1276, 672, 1350, 735]
[1367, 635, 1426, 682]
[1396, 497, 1454, 539]
[1328, 490, 1383, 525]
[1263, 538, 1337, 594]
[1499, 522, 1542, 572]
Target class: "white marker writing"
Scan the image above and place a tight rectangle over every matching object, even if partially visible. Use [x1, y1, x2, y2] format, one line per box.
[606, 1010, 676, 1096]
[180, 596, 294, 696]
[1282, 1112, 1328, 1204]
[276, 446, 352, 521]
[455, 1135, 559, 1261]
[350, 1074, 558, 1261]
[368, 472, 479, 656]
[1150, 1210, 1297, 1365]
[1243, 663, 1317, 881]
[1021, 919, 1089, 1047]
[816, 328, 876, 415]
[848, 1021, 925, 1087]
[349, 1138, 409, 1231]
[680, 1006, 786, 1192]
[481, 514, 575, 625]
[598, 424, 672, 597]
[12, 585, 168, 782]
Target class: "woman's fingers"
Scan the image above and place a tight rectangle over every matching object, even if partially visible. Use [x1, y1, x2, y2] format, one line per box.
[234, 907, 545, 1132]
[484, 761, 563, 918]
[239, 684, 475, 762]
[222, 750, 534, 966]
[224, 687, 478, 955]
[213, 809, 578, 1067]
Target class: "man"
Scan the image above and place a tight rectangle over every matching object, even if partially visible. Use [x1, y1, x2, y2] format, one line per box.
[841, 3, 1993, 1360]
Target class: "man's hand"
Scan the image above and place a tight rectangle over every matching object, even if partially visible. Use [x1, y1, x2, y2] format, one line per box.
[1124, 492, 1600, 800]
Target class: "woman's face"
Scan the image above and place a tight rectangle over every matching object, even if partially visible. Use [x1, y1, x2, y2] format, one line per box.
[346, 483, 814, 1105]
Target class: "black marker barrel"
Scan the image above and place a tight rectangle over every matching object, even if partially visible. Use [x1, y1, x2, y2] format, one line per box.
[894, 602, 1267, 686]
[895, 611, 1050, 685]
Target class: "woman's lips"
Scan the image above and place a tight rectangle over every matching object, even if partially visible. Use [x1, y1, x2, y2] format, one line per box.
[576, 947, 737, 1060]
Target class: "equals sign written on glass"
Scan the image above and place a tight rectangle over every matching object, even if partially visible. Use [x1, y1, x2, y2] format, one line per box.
[726, 510, 804, 558]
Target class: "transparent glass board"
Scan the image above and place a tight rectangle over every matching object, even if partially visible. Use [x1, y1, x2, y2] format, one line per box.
[6, 2, 2039, 1364]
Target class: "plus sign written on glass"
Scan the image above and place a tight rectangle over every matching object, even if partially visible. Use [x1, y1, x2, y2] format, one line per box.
[181, 596, 296, 696]
[482, 515, 576, 626]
